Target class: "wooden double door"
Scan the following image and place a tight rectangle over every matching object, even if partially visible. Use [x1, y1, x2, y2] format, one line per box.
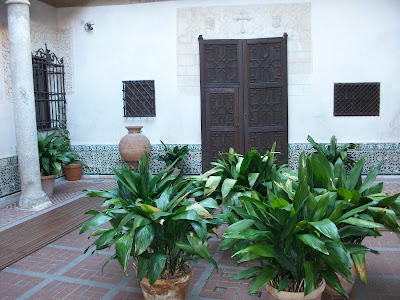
[199, 35, 288, 171]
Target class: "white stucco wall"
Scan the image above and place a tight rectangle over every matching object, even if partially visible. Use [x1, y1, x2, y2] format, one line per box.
[58, 0, 400, 146]
[1, 0, 399, 159]
[0, 0, 59, 158]
[309, 0, 400, 143]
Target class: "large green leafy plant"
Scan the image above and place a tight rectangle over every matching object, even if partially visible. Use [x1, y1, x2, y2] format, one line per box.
[307, 135, 356, 170]
[157, 141, 189, 167]
[37, 131, 83, 176]
[221, 152, 357, 297]
[307, 151, 400, 283]
[190, 144, 291, 213]
[79, 153, 220, 285]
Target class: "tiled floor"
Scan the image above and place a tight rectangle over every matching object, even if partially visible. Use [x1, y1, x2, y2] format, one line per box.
[0, 177, 399, 300]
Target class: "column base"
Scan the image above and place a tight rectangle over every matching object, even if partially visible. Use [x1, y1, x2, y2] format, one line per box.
[18, 191, 52, 210]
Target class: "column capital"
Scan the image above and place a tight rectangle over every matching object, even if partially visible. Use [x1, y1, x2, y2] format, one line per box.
[5, 0, 30, 6]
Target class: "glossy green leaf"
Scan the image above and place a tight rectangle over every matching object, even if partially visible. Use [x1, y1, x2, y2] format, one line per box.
[224, 229, 274, 242]
[309, 219, 340, 242]
[310, 192, 330, 221]
[172, 210, 202, 222]
[132, 215, 152, 232]
[187, 232, 215, 267]
[198, 197, 219, 209]
[136, 255, 149, 283]
[80, 213, 112, 234]
[359, 162, 382, 194]
[224, 219, 255, 235]
[368, 207, 399, 228]
[148, 253, 167, 285]
[249, 265, 279, 293]
[321, 241, 352, 282]
[303, 261, 319, 295]
[248, 173, 260, 188]
[352, 253, 367, 284]
[134, 225, 155, 256]
[329, 202, 344, 222]
[297, 234, 329, 255]
[204, 176, 222, 196]
[222, 178, 237, 199]
[375, 193, 400, 208]
[115, 233, 134, 273]
[320, 269, 348, 297]
[341, 217, 384, 228]
[346, 156, 365, 190]
[233, 244, 277, 259]
[231, 266, 263, 280]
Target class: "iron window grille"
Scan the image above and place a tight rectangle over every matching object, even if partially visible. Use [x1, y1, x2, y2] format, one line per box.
[32, 45, 66, 131]
[334, 82, 380, 116]
[123, 80, 156, 117]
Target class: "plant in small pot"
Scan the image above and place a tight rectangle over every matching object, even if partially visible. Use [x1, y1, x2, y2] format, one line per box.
[56, 128, 88, 181]
[220, 152, 356, 299]
[37, 131, 81, 197]
[157, 141, 189, 175]
[79, 152, 220, 300]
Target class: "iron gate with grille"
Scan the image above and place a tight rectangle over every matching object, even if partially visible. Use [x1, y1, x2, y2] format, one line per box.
[32, 45, 66, 131]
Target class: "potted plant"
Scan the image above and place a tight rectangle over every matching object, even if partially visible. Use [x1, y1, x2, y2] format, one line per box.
[306, 151, 400, 296]
[157, 141, 189, 174]
[57, 128, 88, 181]
[37, 131, 82, 196]
[190, 144, 293, 213]
[79, 152, 220, 300]
[307, 135, 356, 170]
[219, 152, 361, 299]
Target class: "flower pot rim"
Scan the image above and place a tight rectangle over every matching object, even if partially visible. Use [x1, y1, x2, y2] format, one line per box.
[265, 278, 326, 299]
[41, 174, 57, 179]
[62, 163, 84, 169]
[139, 263, 193, 286]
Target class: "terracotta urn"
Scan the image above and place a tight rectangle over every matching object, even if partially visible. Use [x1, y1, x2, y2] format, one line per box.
[119, 126, 151, 169]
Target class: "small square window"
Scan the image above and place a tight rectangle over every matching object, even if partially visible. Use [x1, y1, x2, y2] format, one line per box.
[123, 80, 156, 117]
[334, 82, 380, 116]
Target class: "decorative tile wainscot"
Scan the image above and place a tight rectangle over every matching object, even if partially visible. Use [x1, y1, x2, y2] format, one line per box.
[1, 143, 399, 200]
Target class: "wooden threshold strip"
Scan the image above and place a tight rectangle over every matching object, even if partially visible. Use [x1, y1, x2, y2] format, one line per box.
[0, 197, 104, 271]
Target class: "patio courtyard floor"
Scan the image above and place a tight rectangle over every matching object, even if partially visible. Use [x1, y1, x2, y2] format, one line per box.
[0, 177, 399, 300]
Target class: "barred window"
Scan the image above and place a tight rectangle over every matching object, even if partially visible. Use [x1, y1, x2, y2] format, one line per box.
[334, 82, 380, 116]
[123, 80, 156, 117]
[32, 45, 66, 131]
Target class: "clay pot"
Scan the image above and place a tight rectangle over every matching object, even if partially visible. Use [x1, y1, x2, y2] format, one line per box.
[265, 279, 326, 300]
[63, 164, 83, 181]
[119, 126, 151, 169]
[324, 261, 357, 296]
[139, 264, 193, 300]
[41, 174, 56, 197]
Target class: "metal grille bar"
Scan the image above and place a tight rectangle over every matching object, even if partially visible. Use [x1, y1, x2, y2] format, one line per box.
[123, 80, 156, 117]
[334, 82, 380, 116]
[32, 45, 66, 131]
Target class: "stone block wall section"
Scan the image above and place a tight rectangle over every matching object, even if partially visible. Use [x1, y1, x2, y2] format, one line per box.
[176, 3, 312, 97]
[1, 143, 399, 200]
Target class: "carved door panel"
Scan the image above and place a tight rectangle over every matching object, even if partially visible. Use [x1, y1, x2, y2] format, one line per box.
[244, 38, 288, 161]
[199, 36, 287, 171]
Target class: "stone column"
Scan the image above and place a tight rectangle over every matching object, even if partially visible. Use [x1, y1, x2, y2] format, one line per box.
[6, 0, 51, 209]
